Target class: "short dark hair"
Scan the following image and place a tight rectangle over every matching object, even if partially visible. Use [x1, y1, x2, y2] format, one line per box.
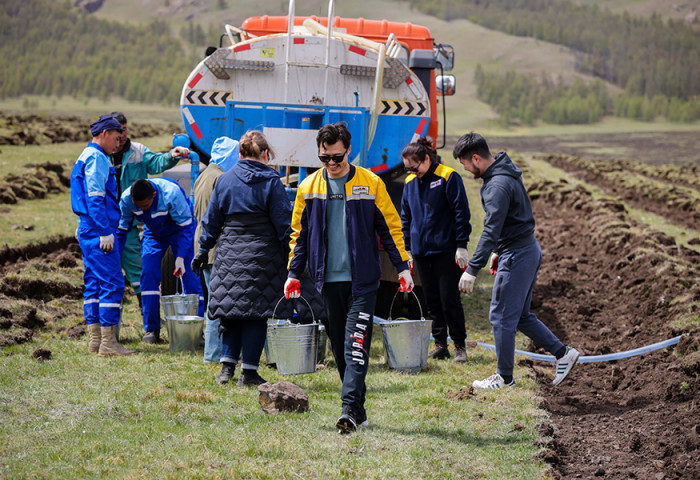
[110, 111, 127, 125]
[316, 122, 351, 149]
[131, 179, 154, 202]
[453, 132, 491, 160]
[402, 137, 437, 164]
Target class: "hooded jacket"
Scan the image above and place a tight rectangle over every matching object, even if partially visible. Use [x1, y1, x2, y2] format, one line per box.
[199, 159, 296, 321]
[193, 137, 240, 264]
[466, 152, 536, 277]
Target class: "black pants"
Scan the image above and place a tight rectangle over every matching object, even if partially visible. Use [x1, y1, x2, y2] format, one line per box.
[414, 251, 466, 348]
[321, 282, 376, 419]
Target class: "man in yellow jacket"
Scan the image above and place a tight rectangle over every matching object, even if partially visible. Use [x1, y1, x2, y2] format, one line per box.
[285, 122, 413, 434]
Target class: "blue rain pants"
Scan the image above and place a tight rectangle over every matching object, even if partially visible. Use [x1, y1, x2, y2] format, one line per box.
[140, 224, 204, 332]
[490, 239, 564, 377]
[78, 228, 124, 327]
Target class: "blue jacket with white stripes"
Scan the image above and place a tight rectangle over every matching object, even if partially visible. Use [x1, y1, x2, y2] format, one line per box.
[117, 177, 195, 258]
[70, 142, 120, 235]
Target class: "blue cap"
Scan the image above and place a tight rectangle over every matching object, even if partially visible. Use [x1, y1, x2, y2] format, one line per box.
[90, 115, 123, 137]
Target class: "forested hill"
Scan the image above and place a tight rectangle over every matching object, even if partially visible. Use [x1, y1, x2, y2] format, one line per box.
[0, 0, 193, 104]
[408, 0, 700, 100]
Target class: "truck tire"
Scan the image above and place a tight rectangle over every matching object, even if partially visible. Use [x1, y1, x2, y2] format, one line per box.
[161, 247, 176, 296]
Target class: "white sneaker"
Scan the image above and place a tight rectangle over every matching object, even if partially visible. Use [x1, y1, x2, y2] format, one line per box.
[472, 373, 516, 389]
[553, 347, 580, 386]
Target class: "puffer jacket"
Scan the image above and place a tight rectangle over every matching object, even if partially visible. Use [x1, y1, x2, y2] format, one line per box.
[199, 159, 319, 322]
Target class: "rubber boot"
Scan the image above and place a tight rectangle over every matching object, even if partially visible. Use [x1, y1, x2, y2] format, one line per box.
[87, 323, 101, 353]
[136, 292, 142, 310]
[98, 325, 136, 356]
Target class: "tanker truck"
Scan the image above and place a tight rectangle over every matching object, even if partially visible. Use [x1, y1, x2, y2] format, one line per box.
[163, 0, 456, 318]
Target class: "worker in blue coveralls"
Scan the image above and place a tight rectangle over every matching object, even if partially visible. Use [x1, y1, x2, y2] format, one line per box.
[110, 112, 189, 311]
[71, 115, 135, 356]
[117, 177, 204, 344]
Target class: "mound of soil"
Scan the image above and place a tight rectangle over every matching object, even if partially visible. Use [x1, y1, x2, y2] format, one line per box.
[525, 175, 700, 479]
[0, 112, 181, 146]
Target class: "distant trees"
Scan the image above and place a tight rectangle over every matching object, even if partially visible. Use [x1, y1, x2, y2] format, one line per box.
[410, 0, 700, 124]
[0, 0, 203, 104]
[474, 65, 700, 125]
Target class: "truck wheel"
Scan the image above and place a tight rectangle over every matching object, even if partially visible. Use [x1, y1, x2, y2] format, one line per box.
[160, 247, 176, 296]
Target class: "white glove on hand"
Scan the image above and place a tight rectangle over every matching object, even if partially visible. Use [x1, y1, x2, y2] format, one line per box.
[172, 146, 190, 158]
[99, 234, 114, 252]
[407, 251, 414, 275]
[459, 271, 476, 294]
[174, 257, 185, 277]
[398, 270, 414, 292]
[455, 247, 469, 270]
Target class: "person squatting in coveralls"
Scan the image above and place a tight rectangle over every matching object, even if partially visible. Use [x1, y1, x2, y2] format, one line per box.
[117, 177, 204, 344]
[285, 123, 414, 434]
[70, 115, 134, 356]
[400, 137, 472, 363]
[109, 112, 189, 311]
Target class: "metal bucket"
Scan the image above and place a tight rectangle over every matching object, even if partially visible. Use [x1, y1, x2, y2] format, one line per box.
[165, 315, 204, 353]
[378, 291, 432, 374]
[316, 324, 327, 363]
[266, 296, 319, 375]
[264, 319, 285, 365]
[161, 277, 200, 317]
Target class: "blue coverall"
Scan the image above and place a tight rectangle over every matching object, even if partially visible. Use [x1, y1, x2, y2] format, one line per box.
[70, 142, 124, 327]
[118, 178, 204, 333]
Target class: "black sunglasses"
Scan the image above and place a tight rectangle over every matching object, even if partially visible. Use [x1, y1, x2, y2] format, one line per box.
[405, 165, 421, 173]
[318, 148, 348, 164]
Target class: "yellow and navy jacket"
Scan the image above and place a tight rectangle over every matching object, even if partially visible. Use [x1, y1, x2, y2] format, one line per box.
[400, 162, 471, 256]
[288, 164, 410, 296]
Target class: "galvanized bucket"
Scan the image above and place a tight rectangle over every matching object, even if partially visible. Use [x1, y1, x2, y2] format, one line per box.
[378, 291, 432, 374]
[161, 277, 199, 317]
[316, 324, 327, 363]
[266, 296, 319, 375]
[165, 315, 204, 353]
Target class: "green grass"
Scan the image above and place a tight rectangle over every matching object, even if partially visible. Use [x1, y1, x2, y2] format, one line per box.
[0, 301, 549, 480]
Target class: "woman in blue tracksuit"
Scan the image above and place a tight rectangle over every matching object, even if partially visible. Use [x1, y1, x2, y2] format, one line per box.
[70, 115, 134, 356]
[400, 137, 472, 363]
[117, 177, 204, 343]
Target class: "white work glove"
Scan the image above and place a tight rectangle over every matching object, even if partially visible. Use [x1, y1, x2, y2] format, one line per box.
[398, 270, 414, 293]
[407, 251, 414, 275]
[284, 277, 301, 299]
[99, 234, 114, 252]
[172, 146, 190, 158]
[489, 253, 499, 275]
[459, 271, 476, 294]
[174, 257, 185, 277]
[455, 247, 469, 270]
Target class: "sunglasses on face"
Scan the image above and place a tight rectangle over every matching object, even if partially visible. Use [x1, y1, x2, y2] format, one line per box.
[318, 148, 348, 164]
[405, 165, 421, 173]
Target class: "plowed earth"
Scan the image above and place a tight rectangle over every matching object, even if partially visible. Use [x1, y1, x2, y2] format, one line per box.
[3, 125, 700, 479]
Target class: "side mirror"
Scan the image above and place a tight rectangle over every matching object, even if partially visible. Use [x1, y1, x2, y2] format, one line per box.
[434, 44, 454, 71]
[436, 75, 456, 96]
